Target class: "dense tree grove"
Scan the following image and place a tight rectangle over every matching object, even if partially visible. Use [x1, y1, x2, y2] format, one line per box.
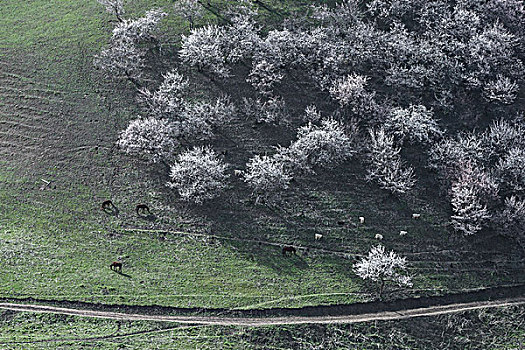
[95, 0, 525, 245]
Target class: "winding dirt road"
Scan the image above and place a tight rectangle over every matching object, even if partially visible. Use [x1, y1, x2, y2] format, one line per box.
[1, 297, 524, 326]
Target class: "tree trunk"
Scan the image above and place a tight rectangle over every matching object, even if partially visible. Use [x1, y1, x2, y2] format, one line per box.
[379, 279, 385, 300]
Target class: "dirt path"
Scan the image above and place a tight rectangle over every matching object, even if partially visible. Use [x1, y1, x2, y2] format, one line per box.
[1, 298, 524, 327]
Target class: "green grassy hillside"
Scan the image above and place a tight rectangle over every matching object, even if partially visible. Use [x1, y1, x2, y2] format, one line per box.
[1, 0, 524, 312]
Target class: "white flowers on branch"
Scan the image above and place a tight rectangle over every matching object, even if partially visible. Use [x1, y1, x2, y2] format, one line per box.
[117, 117, 177, 163]
[496, 146, 525, 192]
[167, 146, 229, 204]
[242, 96, 288, 124]
[181, 97, 236, 139]
[366, 128, 415, 194]
[498, 196, 525, 241]
[180, 7, 261, 79]
[485, 119, 525, 156]
[112, 8, 166, 42]
[95, 37, 145, 81]
[482, 75, 519, 104]
[173, 0, 203, 29]
[329, 73, 381, 118]
[353, 244, 412, 298]
[429, 133, 488, 181]
[97, 0, 125, 21]
[385, 104, 443, 144]
[329, 73, 370, 108]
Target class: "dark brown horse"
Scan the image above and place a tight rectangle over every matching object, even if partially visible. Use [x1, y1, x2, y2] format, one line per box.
[109, 261, 122, 272]
[101, 200, 114, 211]
[282, 246, 296, 256]
[136, 204, 150, 216]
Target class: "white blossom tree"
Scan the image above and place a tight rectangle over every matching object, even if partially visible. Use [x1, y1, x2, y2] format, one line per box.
[497, 196, 525, 242]
[243, 154, 292, 197]
[449, 162, 495, 235]
[180, 96, 236, 139]
[353, 244, 412, 298]
[429, 132, 488, 181]
[226, 2, 262, 61]
[111, 8, 167, 42]
[94, 8, 167, 82]
[139, 69, 234, 140]
[329, 74, 376, 113]
[259, 28, 311, 68]
[385, 104, 443, 144]
[366, 128, 416, 194]
[167, 146, 229, 204]
[468, 23, 519, 81]
[94, 36, 145, 83]
[485, 119, 525, 157]
[242, 96, 288, 124]
[180, 24, 241, 78]
[284, 118, 355, 172]
[302, 105, 322, 123]
[117, 117, 178, 163]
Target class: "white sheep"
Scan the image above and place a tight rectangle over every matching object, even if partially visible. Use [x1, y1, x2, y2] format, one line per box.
[412, 213, 421, 219]
[233, 169, 243, 176]
[315, 233, 323, 240]
[399, 230, 407, 236]
[359, 216, 365, 224]
[374, 233, 383, 240]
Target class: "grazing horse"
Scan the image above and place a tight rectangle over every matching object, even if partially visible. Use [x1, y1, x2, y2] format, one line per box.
[109, 261, 122, 272]
[136, 204, 150, 216]
[101, 200, 114, 211]
[282, 246, 297, 256]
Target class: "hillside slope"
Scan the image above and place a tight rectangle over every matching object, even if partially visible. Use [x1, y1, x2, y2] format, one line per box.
[1, 0, 524, 311]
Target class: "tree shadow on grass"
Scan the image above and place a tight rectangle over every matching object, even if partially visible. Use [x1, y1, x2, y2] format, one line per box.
[102, 206, 119, 217]
[138, 213, 157, 222]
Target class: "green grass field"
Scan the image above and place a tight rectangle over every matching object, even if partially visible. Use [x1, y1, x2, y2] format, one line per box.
[1, 0, 524, 313]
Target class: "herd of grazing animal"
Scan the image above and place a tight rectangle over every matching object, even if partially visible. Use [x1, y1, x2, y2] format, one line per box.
[102, 202, 420, 272]
[101, 200, 150, 217]
[102, 200, 151, 273]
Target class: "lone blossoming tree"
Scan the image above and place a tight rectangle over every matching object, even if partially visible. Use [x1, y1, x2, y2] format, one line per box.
[353, 244, 412, 298]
